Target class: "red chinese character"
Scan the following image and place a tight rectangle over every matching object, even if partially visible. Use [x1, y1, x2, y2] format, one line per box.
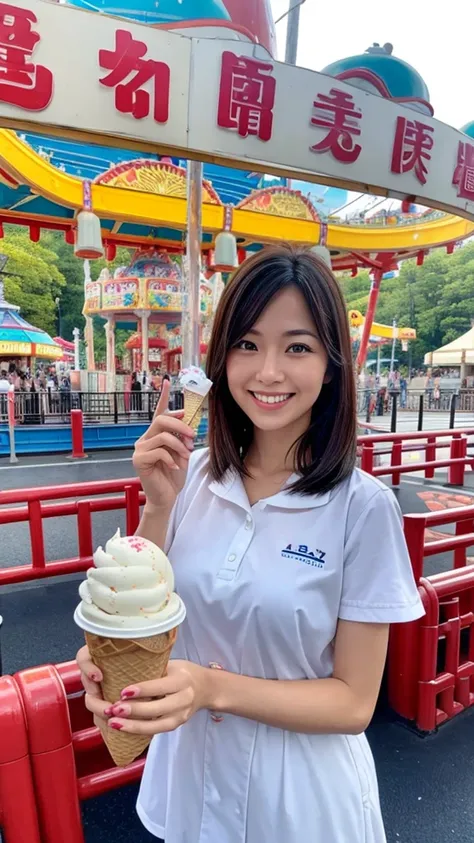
[391, 116, 434, 185]
[453, 141, 474, 201]
[217, 51, 276, 142]
[0, 3, 53, 111]
[99, 29, 170, 123]
[310, 89, 362, 164]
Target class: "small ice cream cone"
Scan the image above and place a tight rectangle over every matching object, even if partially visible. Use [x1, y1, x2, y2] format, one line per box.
[183, 388, 206, 431]
[179, 367, 213, 433]
[85, 628, 177, 767]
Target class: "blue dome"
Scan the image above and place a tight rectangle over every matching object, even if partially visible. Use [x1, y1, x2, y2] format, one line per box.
[461, 121, 474, 139]
[322, 44, 431, 115]
[66, 0, 230, 25]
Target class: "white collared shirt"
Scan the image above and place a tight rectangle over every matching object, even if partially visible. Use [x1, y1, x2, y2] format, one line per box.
[137, 449, 424, 843]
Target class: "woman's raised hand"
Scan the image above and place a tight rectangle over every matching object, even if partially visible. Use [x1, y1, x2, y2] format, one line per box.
[132, 379, 196, 512]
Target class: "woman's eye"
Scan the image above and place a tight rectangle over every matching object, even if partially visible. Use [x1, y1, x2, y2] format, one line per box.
[235, 340, 257, 351]
[287, 343, 312, 354]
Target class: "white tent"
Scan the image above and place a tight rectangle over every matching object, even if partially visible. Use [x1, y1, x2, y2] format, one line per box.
[424, 327, 474, 367]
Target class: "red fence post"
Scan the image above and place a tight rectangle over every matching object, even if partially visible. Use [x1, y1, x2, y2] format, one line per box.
[0, 675, 42, 843]
[391, 441, 402, 488]
[15, 665, 85, 843]
[125, 483, 141, 536]
[70, 410, 87, 460]
[360, 442, 374, 474]
[448, 433, 466, 486]
[387, 516, 426, 721]
[425, 436, 436, 479]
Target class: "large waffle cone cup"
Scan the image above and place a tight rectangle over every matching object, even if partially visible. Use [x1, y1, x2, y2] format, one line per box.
[85, 627, 177, 767]
[183, 388, 206, 431]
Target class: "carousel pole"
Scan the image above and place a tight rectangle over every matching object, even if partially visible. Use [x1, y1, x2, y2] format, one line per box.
[73, 327, 80, 371]
[182, 160, 203, 369]
[356, 268, 383, 371]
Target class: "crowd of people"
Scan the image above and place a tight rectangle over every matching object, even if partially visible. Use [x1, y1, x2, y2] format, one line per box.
[0, 362, 73, 421]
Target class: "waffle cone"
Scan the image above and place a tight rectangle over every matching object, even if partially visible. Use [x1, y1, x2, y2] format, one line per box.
[183, 388, 206, 431]
[85, 627, 177, 767]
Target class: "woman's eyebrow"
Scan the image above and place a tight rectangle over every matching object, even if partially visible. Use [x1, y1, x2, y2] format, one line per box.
[283, 329, 320, 340]
[246, 328, 320, 340]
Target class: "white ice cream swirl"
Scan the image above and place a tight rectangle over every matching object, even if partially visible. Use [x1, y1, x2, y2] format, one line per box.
[78, 529, 180, 630]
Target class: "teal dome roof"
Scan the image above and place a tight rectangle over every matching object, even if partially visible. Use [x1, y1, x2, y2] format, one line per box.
[322, 44, 432, 115]
[461, 121, 474, 139]
[66, 0, 230, 25]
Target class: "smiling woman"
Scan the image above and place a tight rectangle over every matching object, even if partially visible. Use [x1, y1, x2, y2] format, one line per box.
[79, 243, 424, 843]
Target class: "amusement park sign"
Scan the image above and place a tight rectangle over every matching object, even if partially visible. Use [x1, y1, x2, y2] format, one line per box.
[1, 0, 474, 220]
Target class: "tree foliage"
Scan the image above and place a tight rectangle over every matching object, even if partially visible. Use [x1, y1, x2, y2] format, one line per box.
[1, 228, 66, 336]
[1, 227, 132, 361]
[339, 241, 474, 366]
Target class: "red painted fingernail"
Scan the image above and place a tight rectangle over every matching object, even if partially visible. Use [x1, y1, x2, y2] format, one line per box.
[109, 722, 123, 731]
[121, 688, 138, 699]
[103, 706, 113, 716]
[111, 705, 127, 716]
[90, 673, 100, 682]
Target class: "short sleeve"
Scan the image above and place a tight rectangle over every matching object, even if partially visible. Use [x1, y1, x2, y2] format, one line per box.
[339, 488, 425, 624]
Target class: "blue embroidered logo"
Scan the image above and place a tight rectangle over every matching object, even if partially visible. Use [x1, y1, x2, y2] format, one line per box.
[282, 544, 326, 568]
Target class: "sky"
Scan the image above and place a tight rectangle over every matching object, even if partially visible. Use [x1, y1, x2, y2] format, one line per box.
[271, 0, 472, 131]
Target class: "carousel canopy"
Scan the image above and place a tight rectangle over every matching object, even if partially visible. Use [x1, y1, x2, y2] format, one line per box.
[0, 282, 62, 359]
[424, 327, 474, 367]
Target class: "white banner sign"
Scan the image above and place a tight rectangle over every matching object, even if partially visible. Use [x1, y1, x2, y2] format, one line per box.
[0, 0, 474, 219]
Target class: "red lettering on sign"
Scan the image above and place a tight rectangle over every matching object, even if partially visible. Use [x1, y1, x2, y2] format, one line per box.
[0, 3, 53, 111]
[310, 88, 362, 164]
[217, 51, 276, 142]
[453, 141, 474, 202]
[391, 116, 434, 185]
[99, 29, 170, 123]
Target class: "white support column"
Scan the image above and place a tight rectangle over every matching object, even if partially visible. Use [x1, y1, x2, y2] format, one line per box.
[84, 315, 95, 371]
[73, 327, 80, 371]
[105, 316, 116, 391]
[141, 311, 150, 376]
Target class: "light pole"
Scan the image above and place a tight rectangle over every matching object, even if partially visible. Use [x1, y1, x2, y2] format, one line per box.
[55, 296, 62, 337]
[274, 0, 307, 66]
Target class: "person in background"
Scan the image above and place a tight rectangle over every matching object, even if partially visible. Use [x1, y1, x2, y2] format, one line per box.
[0, 370, 9, 419]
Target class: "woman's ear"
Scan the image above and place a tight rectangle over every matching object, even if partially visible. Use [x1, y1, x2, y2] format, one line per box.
[323, 365, 333, 385]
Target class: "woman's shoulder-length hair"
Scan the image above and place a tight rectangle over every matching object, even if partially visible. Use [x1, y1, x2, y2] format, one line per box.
[205, 244, 357, 496]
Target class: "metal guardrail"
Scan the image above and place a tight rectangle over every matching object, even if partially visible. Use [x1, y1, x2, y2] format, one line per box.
[0, 389, 184, 426]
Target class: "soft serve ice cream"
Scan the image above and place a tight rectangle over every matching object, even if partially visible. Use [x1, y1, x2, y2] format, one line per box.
[78, 529, 181, 631]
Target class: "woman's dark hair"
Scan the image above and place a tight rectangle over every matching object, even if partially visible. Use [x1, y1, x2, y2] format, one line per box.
[206, 244, 357, 496]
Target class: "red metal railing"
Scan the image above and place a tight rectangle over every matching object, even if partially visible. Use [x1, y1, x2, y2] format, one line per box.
[0, 675, 42, 843]
[10, 662, 145, 843]
[388, 503, 474, 728]
[0, 479, 145, 585]
[359, 428, 474, 486]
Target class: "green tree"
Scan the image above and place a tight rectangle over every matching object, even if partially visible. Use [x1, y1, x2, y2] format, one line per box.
[1, 228, 66, 335]
[339, 242, 474, 367]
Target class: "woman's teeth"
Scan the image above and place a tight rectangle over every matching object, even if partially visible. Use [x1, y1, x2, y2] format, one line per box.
[253, 393, 291, 404]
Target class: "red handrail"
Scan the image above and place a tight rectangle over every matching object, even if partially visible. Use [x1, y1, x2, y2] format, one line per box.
[0, 675, 42, 843]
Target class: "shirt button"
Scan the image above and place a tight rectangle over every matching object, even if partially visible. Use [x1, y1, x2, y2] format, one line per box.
[228, 553, 236, 562]
[245, 515, 252, 529]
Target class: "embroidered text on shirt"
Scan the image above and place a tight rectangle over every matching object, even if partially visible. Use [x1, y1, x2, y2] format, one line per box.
[281, 544, 326, 568]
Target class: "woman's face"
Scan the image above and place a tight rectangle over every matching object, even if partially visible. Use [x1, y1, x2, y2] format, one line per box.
[226, 287, 329, 435]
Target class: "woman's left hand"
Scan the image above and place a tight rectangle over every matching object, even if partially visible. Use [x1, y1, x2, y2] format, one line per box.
[96, 660, 213, 736]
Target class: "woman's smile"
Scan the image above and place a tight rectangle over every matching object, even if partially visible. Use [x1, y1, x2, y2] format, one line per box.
[249, 391, 295, 409]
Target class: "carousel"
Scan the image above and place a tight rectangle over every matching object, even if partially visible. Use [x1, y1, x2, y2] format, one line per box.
[0, 281, 62, 372]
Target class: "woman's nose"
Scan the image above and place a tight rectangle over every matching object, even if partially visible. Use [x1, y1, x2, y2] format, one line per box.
[256, 353, 285, 384]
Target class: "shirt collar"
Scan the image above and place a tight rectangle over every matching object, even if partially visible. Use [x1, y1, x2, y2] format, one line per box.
[208, 470, 332, 511]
